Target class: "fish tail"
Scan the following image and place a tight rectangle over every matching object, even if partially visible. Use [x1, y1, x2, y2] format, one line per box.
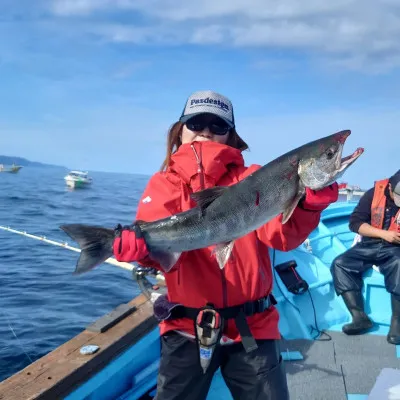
[60, 224, 115, 274]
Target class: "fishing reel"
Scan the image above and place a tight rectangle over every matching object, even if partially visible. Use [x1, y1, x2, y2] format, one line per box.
[133, 265, 167, 300]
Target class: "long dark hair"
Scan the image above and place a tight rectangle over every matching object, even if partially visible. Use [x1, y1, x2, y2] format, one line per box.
[160, 122, 249, 171]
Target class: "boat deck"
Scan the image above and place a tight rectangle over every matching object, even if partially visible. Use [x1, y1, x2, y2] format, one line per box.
[282, 331, 400, 399]
[206, 330, 400, 399]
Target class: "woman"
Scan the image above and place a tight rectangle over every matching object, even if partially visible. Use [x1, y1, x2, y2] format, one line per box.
[113, 90, 338, 400]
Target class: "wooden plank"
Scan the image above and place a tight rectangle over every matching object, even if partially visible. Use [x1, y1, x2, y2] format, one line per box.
[86, 303, 137, 333]
[0, 294, 159, 400]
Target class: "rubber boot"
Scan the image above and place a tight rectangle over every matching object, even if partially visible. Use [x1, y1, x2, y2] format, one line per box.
[341, 290, 373, 335]
[387, 295, 400, 345]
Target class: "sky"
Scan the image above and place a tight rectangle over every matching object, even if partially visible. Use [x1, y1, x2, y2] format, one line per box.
[0, 0, 399, 188]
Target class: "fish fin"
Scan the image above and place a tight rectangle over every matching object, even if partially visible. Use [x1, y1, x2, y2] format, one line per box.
[190, 186, 228, 211]
[60, 224, 115, 274]
[150, 251, 181, 273]
[281, 189, 306, 224]
[213, 241, 235, 269]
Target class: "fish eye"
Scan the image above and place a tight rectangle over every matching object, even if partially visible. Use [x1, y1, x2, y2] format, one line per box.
[325, 147, 336, 159]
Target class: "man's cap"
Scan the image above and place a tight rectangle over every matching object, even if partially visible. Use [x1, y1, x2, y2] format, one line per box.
[389, 169, 400, 196]
[179, 90, 235, 128]
[389, 170, 400, 207]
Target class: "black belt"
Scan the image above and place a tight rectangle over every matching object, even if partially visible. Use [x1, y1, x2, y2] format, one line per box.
[167, 294, 277, 353]
[173, 294, 277, 320]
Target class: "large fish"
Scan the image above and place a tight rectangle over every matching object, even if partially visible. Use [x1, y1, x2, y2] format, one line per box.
[61, 130, 363, 274]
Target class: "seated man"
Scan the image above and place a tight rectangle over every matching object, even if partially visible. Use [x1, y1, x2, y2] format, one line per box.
[331, 169, 400, 344]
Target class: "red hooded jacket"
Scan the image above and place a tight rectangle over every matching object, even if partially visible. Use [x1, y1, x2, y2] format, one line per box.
[135, 141, 323, 341]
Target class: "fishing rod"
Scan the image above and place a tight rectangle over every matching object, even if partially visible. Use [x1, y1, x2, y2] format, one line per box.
[0, 225, 166, 297]
[0, 225, 134, 271]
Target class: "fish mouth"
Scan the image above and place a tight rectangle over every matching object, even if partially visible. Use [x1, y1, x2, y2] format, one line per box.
[338, 147, 364, 172]
[333, 130, 364, 171]
[335, 130, 351, 144]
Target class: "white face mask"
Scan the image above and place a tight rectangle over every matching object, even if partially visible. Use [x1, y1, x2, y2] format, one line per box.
[394, 194, 400, 208]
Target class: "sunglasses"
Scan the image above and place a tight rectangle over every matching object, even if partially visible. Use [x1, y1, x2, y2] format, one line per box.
[185, 118, 231, 136]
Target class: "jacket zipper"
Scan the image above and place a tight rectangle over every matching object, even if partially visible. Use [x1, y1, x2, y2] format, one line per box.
[191, 143, 228, 321]
[220, 269, 228, 307]
[191, 143, 205, 190]
[220, 268, 228, 335]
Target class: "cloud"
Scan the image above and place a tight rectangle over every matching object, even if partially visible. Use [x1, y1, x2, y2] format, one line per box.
[50, 0, 114, 16]
[46, 0, 400, 73]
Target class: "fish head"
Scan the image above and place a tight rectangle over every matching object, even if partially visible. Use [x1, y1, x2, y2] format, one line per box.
[298, 130, 364, 190]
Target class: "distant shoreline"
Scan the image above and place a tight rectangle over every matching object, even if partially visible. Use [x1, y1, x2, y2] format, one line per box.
[0, 156, 152, 177]
[0, 155, 66, 169]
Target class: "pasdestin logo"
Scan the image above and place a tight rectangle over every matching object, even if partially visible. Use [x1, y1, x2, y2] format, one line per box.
[190, 97, 230, 112]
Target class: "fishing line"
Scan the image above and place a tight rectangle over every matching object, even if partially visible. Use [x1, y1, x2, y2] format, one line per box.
[1, 309, 33, 364]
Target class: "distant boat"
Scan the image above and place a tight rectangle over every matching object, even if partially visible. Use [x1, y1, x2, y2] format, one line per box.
[0, 164, 23, 173]
[64, 170, 93, 189]
[338, 182, 365, 201]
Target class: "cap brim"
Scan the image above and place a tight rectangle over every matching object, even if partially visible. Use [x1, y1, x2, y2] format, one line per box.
[179, 112, 235, 128]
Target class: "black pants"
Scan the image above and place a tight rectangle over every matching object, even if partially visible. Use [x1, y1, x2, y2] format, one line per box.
[331, 241, 400, 296]
[154, 332, 289, 400]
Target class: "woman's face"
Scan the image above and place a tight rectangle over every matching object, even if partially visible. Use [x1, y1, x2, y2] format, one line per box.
[181, 113, 230, 145]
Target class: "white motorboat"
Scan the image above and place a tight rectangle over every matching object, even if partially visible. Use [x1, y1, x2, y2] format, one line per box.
[64, 170, 93, 189]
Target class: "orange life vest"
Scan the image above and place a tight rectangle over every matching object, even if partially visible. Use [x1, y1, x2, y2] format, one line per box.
[371, 178, 400, 231]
